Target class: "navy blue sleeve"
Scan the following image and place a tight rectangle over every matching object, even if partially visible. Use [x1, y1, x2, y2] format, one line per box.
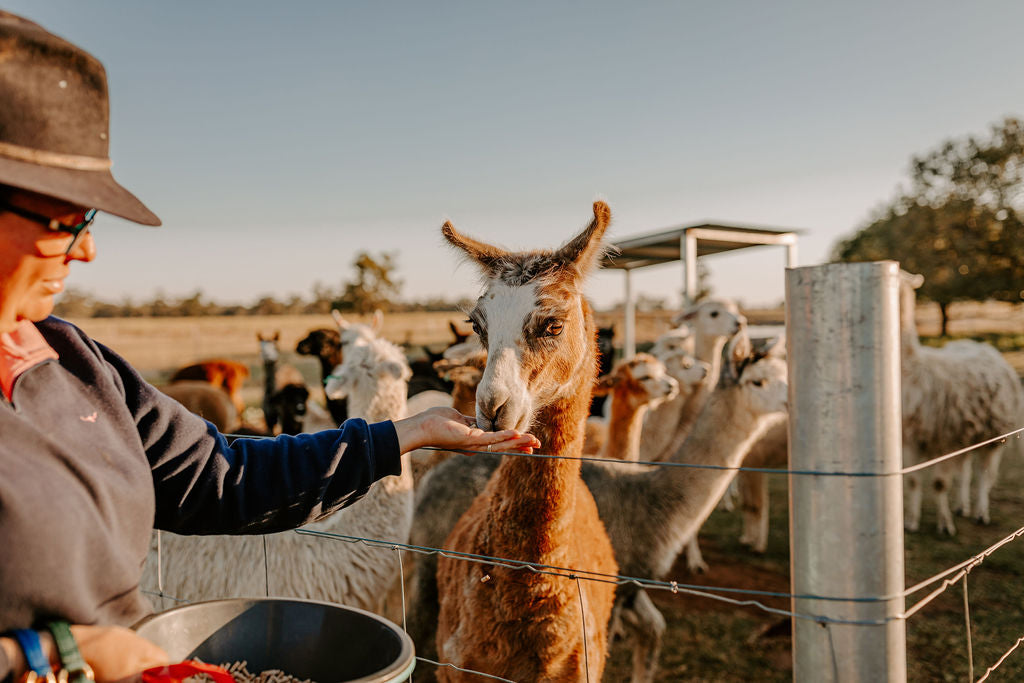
[52, 320, 403, 535]
[149, 419, 402, 535]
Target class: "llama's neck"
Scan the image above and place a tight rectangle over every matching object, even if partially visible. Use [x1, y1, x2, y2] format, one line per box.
[695, 335, 729, 384]
[643, 378, 714, 461]
[599, 395, 650, 461]
[487, 392, 589, 563]
[349, 381, 408, 423]
[317, 357, 336, 383]
[263, 359, 276, 392]
[643, 387, 779, 561]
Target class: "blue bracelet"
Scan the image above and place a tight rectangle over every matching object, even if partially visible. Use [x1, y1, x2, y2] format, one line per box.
[6, 629, 56, 683]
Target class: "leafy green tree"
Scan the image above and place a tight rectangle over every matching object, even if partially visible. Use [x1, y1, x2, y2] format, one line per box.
[833, 117, 1024, 334]
[334, 251, 402, 314]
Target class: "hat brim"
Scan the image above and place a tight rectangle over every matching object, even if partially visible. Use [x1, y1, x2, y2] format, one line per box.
[0, 155, 161, 226]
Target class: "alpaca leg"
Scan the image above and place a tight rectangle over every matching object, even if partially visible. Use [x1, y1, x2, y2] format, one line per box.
[955, 456, 973, 518]
[739, 470, 769, 552]
[974, 448, 1003, 525]
[717, 478, 738, 511]
[685, 535, 708, 574]
[619, 589, 666, 683]
[933, 463, 957, 536]
[904, 470, 923, 532]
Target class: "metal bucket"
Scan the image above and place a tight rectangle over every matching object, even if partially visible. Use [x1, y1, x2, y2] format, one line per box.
[133, 598, 414, 683]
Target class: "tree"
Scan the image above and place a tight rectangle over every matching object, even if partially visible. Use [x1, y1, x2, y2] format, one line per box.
[833, 117, 1024, 334]
[334, 251, 402, 314]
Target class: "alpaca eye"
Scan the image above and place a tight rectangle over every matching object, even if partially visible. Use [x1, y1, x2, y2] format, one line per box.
[710, 311, 719, 318]
[752, 379, 764, 387]
[543, 320, 564, 337]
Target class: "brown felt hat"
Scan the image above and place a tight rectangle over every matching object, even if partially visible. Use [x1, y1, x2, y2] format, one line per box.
[0, 11, 160, 225]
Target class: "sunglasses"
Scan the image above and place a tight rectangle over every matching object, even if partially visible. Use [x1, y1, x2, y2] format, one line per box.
[4, 204, 98, 255]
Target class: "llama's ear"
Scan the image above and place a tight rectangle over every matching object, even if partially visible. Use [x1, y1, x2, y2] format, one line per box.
[442, 221, 507, 276]
[331, 309, 349, 331]
[371, 309, 384, 333]
[717, 331, 747, 388]
[273, 331, 280, 342]
[379, 360, 411, 381]
[553, 201, 611, 278]
[672, 307, 698, 327]
[593, 372, 619, 396]
[900, 269, 925, 289]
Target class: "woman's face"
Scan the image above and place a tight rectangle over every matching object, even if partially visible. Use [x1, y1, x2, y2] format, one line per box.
[0, 190, 96, 333]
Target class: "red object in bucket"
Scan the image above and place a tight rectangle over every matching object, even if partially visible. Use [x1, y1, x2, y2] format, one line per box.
[142, 660, 235, 683]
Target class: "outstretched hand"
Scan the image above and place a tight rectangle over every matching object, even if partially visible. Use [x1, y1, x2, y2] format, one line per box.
[393, 406, 540, 454]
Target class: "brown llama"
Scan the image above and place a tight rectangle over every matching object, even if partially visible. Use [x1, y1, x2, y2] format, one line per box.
[169, 358, 249, 416]
[590, 352, 678, 460]
[435, 202, 618, 682]
[159, 380, 239, 433]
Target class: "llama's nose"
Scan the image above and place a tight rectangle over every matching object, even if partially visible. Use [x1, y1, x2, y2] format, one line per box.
[478, 400, 507, 431]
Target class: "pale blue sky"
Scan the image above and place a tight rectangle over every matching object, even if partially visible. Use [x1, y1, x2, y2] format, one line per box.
[9, 1, 1023, 309]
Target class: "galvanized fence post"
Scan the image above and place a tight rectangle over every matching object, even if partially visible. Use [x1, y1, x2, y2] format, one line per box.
[787, 261, 906, 682]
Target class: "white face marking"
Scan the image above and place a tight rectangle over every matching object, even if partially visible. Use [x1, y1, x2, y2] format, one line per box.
[258, 339, 279, 363]
[474, 280, 539, 431]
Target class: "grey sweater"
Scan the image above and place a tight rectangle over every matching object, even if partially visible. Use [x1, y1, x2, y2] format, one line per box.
[0, 318, 401, 677]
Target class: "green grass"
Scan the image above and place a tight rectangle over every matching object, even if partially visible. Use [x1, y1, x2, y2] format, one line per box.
[603, 445, 1024, 682]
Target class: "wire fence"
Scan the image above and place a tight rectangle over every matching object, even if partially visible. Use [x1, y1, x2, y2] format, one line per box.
[156, 421, 1024, 681]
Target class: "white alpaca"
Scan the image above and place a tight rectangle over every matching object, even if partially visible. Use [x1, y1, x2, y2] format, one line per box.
[900, 271, 1024, 534]
[143, 330, 415, 616]
[660, 298, 747, 572]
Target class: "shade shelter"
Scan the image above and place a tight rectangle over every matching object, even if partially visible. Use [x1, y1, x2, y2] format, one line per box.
[601, 222, 800, 356]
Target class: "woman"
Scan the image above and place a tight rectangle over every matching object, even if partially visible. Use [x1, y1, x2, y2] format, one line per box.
[0, 12, 538, 681]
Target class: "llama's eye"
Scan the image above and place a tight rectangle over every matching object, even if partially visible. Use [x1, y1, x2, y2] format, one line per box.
[542, 320, 564, 337]
[752, 379, 764, 387]
[470, 320, 483, 337]
[710, 311, 719, 318]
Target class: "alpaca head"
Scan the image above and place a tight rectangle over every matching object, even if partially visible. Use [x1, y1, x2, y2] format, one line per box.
[269, 383, 309, 435]
[660, 350, 710, 394]
[593, 352, 679, 411]
[296, 328, 342, 366]
[673, 299, 745, 341]
[442, 201, 611, 432]
[649, 325, 694, 359]
[717, 333, 788, 421]
[324, 335, 412, 406]
[331, 308, 383, 348]
[257, 330, 280, 364]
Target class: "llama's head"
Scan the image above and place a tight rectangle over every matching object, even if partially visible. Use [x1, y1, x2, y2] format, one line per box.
[718, 333, 789, 422]
[660, 350, 710, 393]
[593, 352, 679, 411]
[442, 201, 611, 432]
[257, 331, 280, 364]
[649, 325, 693, 359]
[324, 335, 412, 403]
[296, 328, 342, 365]
[331, 308, 383, 349]
[673, 299, 745, 341]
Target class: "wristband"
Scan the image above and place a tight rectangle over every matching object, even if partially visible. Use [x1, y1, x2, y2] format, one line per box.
[42, 623, 92, 683]
[5, 629, 56, 683]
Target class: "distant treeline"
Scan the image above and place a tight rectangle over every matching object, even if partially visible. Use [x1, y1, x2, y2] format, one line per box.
[52, 287, 477, 318]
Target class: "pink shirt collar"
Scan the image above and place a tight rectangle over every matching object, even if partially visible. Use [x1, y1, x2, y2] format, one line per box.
[0, 321, 59, 400]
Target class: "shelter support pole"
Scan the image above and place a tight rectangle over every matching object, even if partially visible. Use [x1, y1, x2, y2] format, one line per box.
[680, 232, 698, 305]
[787, 261, 906, 682]
[623, 267, 636, 359]
[786, 241, 799, 268]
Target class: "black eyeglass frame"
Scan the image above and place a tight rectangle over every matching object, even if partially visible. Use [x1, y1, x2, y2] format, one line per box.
[3, 204, 97, 255]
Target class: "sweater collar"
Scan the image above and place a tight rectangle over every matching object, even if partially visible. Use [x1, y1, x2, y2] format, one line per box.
[0, 321, 59, 400]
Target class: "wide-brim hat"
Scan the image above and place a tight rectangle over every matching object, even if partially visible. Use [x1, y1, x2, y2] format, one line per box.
[0, 11, 160, 225]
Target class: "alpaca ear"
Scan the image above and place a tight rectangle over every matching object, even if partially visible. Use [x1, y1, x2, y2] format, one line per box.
[672, 308, 697, 327]
[371, 309, 384, 333]
[331, 309, 349, 331]
[553, 201, 611, 277]
[592, 372, 619, 396]
[442, 221, 508, 276]
[717, 333, 745, 388]
[900, 269, 925, 289]
[379, 360, 411, 381]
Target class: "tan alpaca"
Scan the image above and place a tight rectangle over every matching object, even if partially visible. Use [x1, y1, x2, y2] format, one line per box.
[591, 353, 678, 461]
[435, 202, 618, 682]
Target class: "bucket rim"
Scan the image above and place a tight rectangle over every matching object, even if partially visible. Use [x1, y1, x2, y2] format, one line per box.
[133, 596, 415, 683]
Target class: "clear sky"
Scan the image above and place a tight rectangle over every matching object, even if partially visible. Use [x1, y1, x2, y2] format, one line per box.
[8, 1, 1024, 310]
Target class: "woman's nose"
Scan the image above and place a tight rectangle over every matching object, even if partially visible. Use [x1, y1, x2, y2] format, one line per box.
[68, 231, 96, 262]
